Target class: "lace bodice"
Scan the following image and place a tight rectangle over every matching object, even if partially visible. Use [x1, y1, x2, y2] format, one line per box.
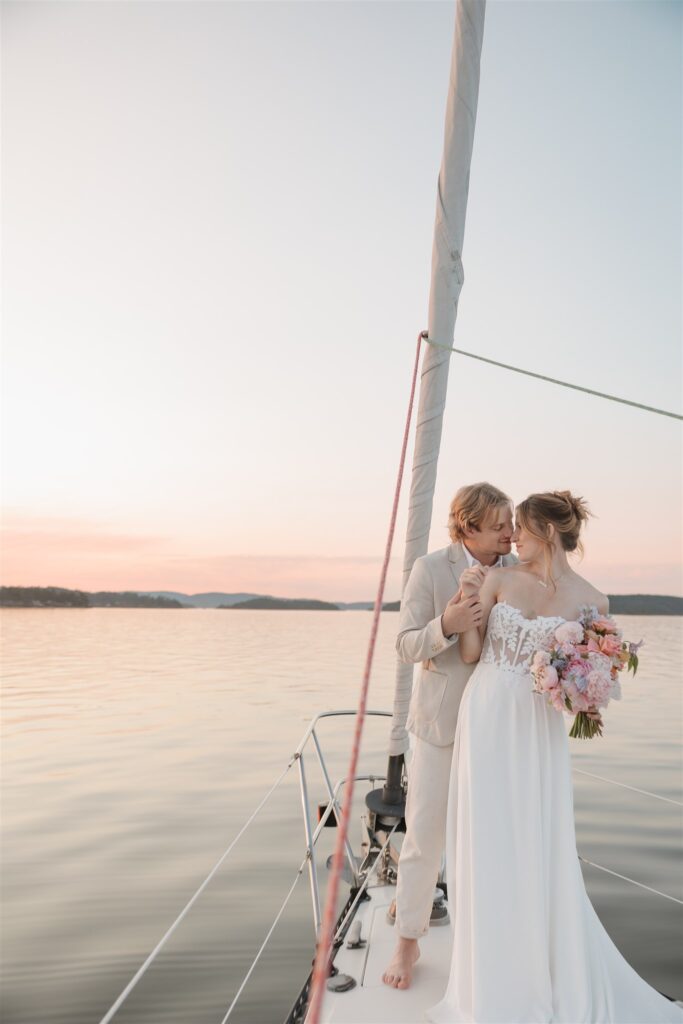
[480, 601, 566, 675]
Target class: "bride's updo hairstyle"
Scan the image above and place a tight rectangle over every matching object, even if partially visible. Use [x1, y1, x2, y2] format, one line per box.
[516, 491, 591, 580]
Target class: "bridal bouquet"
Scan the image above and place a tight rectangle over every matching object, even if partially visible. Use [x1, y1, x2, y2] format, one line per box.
[530, 605, 643, 739]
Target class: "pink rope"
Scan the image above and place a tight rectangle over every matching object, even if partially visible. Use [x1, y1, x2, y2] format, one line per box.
[306, 329, 425, 1023]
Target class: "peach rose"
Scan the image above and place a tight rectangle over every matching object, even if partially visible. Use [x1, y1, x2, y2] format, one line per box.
[599, 634, 622, 657]
[592, 615, 618, 634]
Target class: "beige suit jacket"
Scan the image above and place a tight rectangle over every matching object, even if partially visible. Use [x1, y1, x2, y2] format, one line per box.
[398, 541, 518, 747]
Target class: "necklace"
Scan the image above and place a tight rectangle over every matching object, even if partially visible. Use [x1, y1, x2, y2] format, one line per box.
[536, 571, 566, 589]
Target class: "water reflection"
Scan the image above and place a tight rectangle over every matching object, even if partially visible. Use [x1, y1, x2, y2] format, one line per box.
[2, 609, 681, 1022]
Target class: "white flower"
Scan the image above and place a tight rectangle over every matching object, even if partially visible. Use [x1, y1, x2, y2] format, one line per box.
[555, 621, 584, 645]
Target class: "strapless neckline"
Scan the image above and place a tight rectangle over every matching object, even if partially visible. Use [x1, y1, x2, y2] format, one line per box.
[495, 599, 568, 625]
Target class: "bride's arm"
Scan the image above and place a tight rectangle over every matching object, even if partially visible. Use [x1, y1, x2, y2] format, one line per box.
[459, 569, 502, 664]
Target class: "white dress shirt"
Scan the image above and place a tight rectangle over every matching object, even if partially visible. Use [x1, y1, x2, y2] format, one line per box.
[462, 544, 504, 569]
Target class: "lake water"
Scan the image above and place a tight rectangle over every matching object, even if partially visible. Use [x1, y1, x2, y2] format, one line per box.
[1, 609, 682, 1023]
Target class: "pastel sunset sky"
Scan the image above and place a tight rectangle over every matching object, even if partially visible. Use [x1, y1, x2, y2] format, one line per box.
[2, 0, 681, 602]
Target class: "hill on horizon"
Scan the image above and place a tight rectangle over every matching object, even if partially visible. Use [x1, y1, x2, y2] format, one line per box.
[223, 596, 339, 611]
[1, 588, 681, 615]
[142, 590, 262, 608]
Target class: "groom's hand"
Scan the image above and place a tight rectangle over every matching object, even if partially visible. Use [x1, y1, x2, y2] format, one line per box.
[442, 593, 483, 636]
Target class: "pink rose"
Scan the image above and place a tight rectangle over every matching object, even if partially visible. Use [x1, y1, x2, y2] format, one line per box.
[538, 664, 559, 691]
[575, 692, 590, 712]
[586, 671, 612, 707]
[565, 682, 590, 712]
[564, 680, 579, 702]
[550, 689, 567, 713]
[555, 621, 584, 645]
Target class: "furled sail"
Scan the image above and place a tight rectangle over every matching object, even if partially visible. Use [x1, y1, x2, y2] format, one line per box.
[388, 0, 487, 757]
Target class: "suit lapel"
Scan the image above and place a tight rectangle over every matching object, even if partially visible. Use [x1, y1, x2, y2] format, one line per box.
[448, 542, 469, 586]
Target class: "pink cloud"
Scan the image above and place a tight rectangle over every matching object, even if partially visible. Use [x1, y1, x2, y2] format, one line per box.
[2, 510, 681, 602]
[0, 510, 402, 600]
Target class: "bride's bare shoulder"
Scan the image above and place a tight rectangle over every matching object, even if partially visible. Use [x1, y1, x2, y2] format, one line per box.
[482, 565, 513, 585]
[494, 564, 530, 583]
[481, 564, 522, 599]
[571, 572, 609, 615]
[474, 565, 506, 600]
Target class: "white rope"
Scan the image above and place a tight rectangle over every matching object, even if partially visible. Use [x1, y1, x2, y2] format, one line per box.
[573, 768, 683, 807]
[423, 335, 683, 421]
[578, 856, 683, 905]
[98, 759, 296, 1024]
[220, 861, 305, 1023]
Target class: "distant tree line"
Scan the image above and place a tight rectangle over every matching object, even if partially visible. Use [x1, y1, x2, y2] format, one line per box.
[1, 587, 679, 615]
[223, 596, 340, 610]
[0, 587, 184, 609]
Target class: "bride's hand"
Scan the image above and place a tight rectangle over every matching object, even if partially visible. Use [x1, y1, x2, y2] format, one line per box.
[459, 565, 488, 598]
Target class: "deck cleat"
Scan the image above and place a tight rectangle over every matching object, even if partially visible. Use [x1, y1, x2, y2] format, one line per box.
[430, 887, 449, 926]
[385, 887, 449, 927]
[326, 972, 356, 993]
[345, 919, 366, 949]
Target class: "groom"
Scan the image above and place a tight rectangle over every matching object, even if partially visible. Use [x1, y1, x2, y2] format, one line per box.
[382, 481, 516, 989]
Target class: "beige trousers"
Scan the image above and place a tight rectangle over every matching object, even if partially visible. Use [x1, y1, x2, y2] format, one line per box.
[395, 735, 453, 940]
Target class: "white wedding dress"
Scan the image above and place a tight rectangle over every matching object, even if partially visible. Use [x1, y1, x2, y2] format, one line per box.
[424, 600, 683, 1024]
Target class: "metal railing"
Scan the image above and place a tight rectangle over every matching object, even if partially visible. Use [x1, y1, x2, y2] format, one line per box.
[98, 709, 391, 1024]
[99, 708, 682, 1024]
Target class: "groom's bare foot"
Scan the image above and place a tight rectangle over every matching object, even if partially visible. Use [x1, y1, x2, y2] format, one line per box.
[382, 928, 421, 990]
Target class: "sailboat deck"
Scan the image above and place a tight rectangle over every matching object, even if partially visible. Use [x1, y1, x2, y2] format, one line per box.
[320, 882, 683, 1024]
[322, 884, 450, 1023]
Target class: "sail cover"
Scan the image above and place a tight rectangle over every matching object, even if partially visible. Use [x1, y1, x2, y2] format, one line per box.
[388, 0, 487, 756]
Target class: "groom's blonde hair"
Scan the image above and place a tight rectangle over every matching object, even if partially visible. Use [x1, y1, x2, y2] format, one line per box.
[447, 482, 512, 542]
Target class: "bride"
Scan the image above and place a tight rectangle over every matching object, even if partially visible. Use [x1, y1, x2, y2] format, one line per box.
[424, 491, 683, 1024]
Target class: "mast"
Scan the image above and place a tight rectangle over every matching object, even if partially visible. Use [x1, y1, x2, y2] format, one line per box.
[387, 0, 487, 762]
